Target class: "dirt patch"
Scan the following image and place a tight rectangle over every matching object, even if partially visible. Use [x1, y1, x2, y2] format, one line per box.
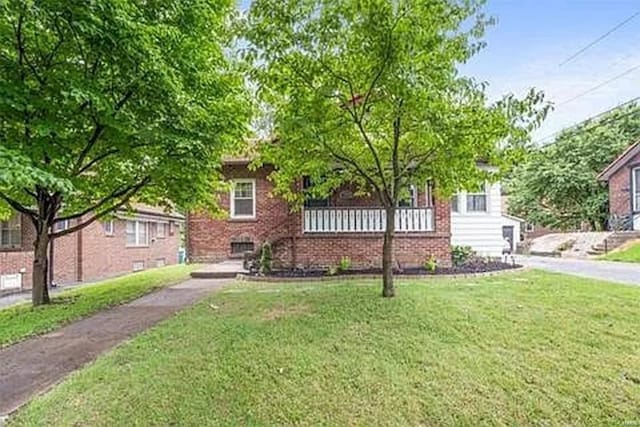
[263, 303, 311, 321]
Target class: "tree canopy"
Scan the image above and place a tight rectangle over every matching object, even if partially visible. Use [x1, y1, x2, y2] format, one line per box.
[506, 103, 640, 231]
[245, 0, 548, 296]
[0, 0, 248, 304]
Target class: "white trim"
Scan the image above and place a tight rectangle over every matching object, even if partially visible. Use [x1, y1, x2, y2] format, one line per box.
[126, 220, 149, 247]
[230, 179, 256, 219]
[633, 166, 640, 212]
[103, 219, 115, 236]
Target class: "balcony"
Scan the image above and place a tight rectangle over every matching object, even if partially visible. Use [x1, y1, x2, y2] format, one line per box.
[303, 207, 434, 233]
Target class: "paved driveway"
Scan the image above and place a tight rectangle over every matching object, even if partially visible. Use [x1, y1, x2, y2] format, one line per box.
[517, 256, 640, 286]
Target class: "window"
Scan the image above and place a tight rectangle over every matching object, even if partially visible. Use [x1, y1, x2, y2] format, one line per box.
[525, 223, 535, 233]
[53, 219, 70, 232]
[103, 220, 114, 236]
[231, 179, 256, 218]
[157, 222, 167, 238]
[231, 241, 255, 254]
[0, 214, 21, 249]
[398, 185, 418, 208]
[126, 221, 149, 247]
[302, 176, 329, 208]
[467, 185, 488, 212]
[132, 261, 145, 271]
[450, 194, 460, 213]
[633, 167, 640, 212]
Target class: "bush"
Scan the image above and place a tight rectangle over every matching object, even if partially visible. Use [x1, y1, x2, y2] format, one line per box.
[424, 255, 437, 273]
[451, 245, 475, 267]
[338, 256, 351, 272]
[327, 265, 339, 276]
[259, 242, 273, 274]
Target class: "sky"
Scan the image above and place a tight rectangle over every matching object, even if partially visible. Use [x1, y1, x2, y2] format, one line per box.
[238, 0, 640, 142]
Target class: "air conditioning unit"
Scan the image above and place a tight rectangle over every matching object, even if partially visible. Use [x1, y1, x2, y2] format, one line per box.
[0, 273, 22, 290]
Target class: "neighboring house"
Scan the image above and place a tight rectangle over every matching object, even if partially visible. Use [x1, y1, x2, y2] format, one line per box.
[598, 140, 640, 231]
[450, 182, 523, 255]
[0, 205, 183, 292]
[187, 159, 516, 268]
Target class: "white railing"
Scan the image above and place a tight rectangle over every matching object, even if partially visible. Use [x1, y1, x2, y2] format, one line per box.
[303, 207, 434, 233]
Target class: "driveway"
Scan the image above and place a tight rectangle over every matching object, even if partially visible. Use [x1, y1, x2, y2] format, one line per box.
[0, 278, 230, 418]
[516, 255, 640, 286]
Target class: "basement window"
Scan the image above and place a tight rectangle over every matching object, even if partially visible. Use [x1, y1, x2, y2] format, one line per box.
[231, 241, 255, 254]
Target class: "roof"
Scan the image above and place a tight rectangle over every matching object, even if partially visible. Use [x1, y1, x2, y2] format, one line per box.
[502, 213, 525, 224]
[117, 203, 185, 222]
[597, 140, 640, 181]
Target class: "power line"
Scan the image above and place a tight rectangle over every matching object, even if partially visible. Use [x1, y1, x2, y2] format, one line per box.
[533, 96, 640, 145]
[556, 63, 640, 107]
[559, 9, 640, 66]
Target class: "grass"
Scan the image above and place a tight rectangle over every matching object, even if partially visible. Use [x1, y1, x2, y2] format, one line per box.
[9, 270, 640, 426]
[600, 242, 640, 263]
[0, 264, 197, 347]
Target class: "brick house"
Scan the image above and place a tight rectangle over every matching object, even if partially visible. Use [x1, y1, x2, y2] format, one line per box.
[0, 205, 183, 292]
[188, 158, 452, 269]
[598, 140, 640, 231]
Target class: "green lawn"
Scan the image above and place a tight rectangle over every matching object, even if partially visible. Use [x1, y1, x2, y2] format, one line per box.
[600, 243, 640, 263]
[9, 270, 640, 426]
[0, 264, 197, 347]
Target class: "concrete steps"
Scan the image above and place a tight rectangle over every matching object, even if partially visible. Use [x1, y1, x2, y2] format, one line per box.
[190, 260, 247, 280]
[589, 231, 640, 256]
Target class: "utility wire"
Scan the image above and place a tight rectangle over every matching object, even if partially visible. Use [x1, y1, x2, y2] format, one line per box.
[534, 96, 640, 145]
[556, 63, 640, 107]
[559, 9, 640, 66]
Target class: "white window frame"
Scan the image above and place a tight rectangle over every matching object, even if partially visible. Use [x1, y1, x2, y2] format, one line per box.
[466, 184, 489, 213]
[126, 220, 149, 247]
[103, 219, 115, 236]
[156, 222, 167, 238]
[525, 223, 535, 233]
[633, 167, 640, 212]
[451, 193, 460, 213]
[0, 214, 21, 249]
[53, 219, 70, 232]
[230, 179, 256, 219]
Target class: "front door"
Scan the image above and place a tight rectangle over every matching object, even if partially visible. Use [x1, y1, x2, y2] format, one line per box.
[502, 226, 514, 251]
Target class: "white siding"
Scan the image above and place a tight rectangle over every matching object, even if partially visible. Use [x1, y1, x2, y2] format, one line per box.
[451, 182, 515, 256]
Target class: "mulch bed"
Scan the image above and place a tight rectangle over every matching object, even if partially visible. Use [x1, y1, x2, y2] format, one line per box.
[252, 260, 521, 278]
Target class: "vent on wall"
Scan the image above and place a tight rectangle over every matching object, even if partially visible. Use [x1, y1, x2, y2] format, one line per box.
[0, 273, 22, 290]
[155, 258, 166, 268]
[132, 261, 145, 272]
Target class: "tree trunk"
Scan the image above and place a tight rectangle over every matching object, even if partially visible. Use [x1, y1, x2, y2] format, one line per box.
[32, 224, 51, 306]
[382, 206, 395, 298]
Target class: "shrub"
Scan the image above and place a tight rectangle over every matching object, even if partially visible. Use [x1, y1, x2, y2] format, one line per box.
[424, 255, 437, 273]
[259, 242, 273, 274]
[338, 256, 352, 272]
[451, 245, 475, 267]
[327, 265, 339, 276]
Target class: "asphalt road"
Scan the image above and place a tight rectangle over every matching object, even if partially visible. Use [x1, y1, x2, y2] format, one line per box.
[516, 255, 640, 286]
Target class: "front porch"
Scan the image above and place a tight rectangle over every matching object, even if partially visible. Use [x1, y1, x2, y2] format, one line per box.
[303, 207, 434, 233]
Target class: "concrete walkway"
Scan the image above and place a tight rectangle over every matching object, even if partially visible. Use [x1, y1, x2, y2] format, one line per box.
[0, 278, 229, 417]
[517, 255, 640, 286]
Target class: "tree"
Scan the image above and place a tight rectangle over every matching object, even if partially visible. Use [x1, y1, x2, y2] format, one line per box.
[506, 103, 640, 231]
[245, 0, 547, 297]
[0, 0, 248, 305]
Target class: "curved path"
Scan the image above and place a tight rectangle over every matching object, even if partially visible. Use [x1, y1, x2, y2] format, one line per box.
[0, 278, 229, 419]
[516, 255, 640, 286]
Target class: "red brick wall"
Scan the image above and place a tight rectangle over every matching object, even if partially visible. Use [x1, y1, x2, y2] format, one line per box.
[80, 218, 181, 282]
[188, 164, 292, 262]
[608, 151, 640, 217]
[187, 164, 452, 268]
[1, 213, 181, 290]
